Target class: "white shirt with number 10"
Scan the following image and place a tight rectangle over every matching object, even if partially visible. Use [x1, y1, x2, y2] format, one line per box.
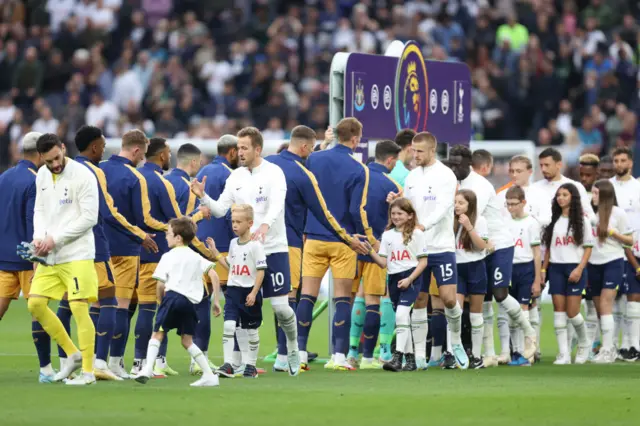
[511, 215, 541, 264]
[378, 228, 428, 275]
[226, 238, 267, 288]
[455, 215, 488, 264]
[589, 206, 632, 265]
[549, 216, 594, 264]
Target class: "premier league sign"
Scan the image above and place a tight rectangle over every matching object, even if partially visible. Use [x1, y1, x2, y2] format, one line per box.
[338, 41, 471, 145]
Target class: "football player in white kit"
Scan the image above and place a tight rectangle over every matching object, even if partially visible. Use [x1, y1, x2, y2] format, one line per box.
[611, 147, 640, 360]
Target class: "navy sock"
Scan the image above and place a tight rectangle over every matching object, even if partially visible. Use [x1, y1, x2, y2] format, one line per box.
[194, 297, 211, 352]
[95, 297, 116, 362]
[159, 333, 168, 358]
[32, 321, 51, 368]
[110, 308, 129, 358]
[277, 298, 297, 356]
[134, 303, 156, 359]
[89, 305, 100, 351]
[432, 309, 446, 349]
[56, 300, 72, 358]
[233, 335, 240, 352]
[125, 302, 137, 343]
[363, 304, 380, 358]
[333, 297, 351, 355]
[296, 294, 316, 351]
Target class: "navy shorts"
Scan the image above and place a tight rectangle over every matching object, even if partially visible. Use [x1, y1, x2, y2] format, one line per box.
[548, 263, 588, 296]
[420, 251, 457, 292]
[154, 291, 198, 336]
[511, 262, 535, 305]
[262, 252, 291, 298]
[625, 260, 640, 294]
[587, 259, 624, 297]
[486, 246, 514, 290]
[224, 286, 263, 329]
[388, 269, 421, 309]
[456, 260, 487, 296]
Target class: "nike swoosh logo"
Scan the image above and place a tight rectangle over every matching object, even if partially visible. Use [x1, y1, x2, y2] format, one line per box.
[97, 332, 107, 336]
[443, 277, 452, 282]
[364, 334, 375, 339]
[572, 288, 581, 293]
[334, 320, 345, 327]
[495, 280, 503, 285]
[135, 334, 140, 339]
[298, 321, 310, 327]
[33, 338, 38, 343]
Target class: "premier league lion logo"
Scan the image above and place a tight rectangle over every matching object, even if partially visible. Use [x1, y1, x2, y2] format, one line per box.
[394, 42, 428, 133]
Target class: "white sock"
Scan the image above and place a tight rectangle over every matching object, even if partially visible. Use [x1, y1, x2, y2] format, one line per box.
[274, 304, 298, 351]
[554, 312, 569, 356]
[444, 302, 463, 345]
[627, 301, 640, 350]
[143, 338, 161, 376]
[585, 300, 598, 348]
[568, 313, 587, 346]
[108, 356, 121, 368]
[529, 305, 540, 351]
[470, 312, 484, 359]
[497, 304, 510, 356]
[431, 345, 442, 361]
[396, 306, 411, 355]
[404, 321, 414, 354]
[40, 363, 54, 376]
[276, 354, 287, 363]
[613, 297, 623, 347]
[235, 327, 249, 365]
[334, 352, 346, 364]
[483, 301, 496, 357]
[59, 357, 67, 371]
[410, 308, 428, 358]
[501, 294, 535, 336]
[222, 320, 236, 365]
[622, 295, 631, 349]
[446, 325, 452, 352]
[518, 310, 529, 353]
[187, 344, 213, 377]
[509, 317, 520, 353]
[536, 302, 542, 345]
[246, 328, 260, 366]
[567, 321, 576, 349]
[155, 355, 167, 369]
[600, 314, 614, 351]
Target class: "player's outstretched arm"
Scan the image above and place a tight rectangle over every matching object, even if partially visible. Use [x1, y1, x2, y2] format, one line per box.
[191, 175, 234, 218]
[52, 174, 99, 247]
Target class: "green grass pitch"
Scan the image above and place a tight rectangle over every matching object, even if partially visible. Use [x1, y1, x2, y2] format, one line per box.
[0, 300, 639, 426]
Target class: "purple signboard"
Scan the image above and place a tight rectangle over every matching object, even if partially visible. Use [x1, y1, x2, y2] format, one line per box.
[343, 41, 471, 145]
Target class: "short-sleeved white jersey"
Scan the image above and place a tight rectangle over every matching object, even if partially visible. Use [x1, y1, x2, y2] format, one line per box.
[511, 215, 541, 264]
[378, 228, 428, 275]
[153, 246, 213, 303]
[589, 206, 632, 265]
[611, 176, 640, 232]
[226, 238, 267, 288]
[548, 216, 594, 264]
[455, 215, 488, 264]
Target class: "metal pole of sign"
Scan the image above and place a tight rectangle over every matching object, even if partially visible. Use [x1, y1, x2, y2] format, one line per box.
[327, 272, 334, 356]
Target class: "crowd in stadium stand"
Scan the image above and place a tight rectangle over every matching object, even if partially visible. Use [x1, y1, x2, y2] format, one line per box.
[1, 0, 639, 172]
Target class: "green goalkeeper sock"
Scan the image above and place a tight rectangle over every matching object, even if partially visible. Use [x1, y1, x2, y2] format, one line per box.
[379, 298, 396, 346]
[348, 297, 366, 358]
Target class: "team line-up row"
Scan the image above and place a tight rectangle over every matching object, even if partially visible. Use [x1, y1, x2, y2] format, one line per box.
[1, 119, 639, 387]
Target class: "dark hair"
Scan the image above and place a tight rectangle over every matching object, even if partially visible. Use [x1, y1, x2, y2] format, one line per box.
[290, 125, 316, 143]
[449, 144, 472, 161]
[454, 189, 478, 251]
[177, 143, 201, 161]
[542, 183, 585, 248]
[593, 179, 618, 243]
[375, 140, 402, 162]
[147, 137, 168, 158]
[539, 147, 562, 162]
[75, 125, 103, 153]
[394, 129, 416, 149]
[612, 146, 632, 161]
[599, 155, 613, 165]
[277, 142, 289, 153]
[386, 198, 418, 245]
[505, 185, 526, 201]
[472, 149, 493, 169]
[237, 126, 264, 149]
[36, 133, 62, 154]
[169, 217, 197, 244]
